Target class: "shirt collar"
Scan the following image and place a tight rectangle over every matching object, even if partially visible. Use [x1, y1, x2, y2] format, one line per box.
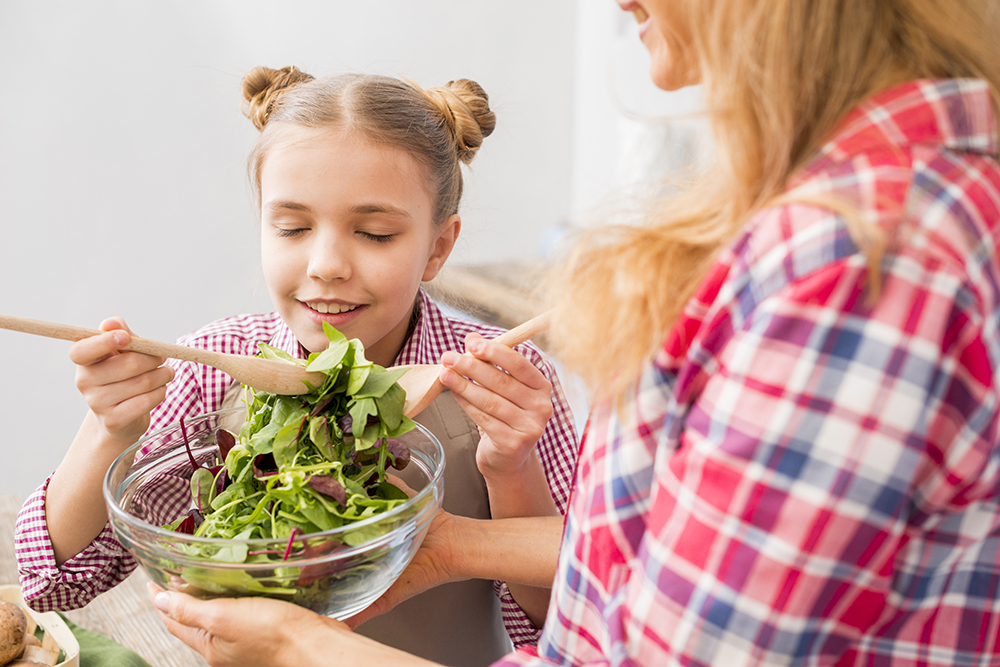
[266, 288, 448, 366]
[394, 288, 451, 367]
[268, 318, 308, 360]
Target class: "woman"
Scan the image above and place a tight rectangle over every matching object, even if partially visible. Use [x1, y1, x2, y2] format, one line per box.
[149, 0, 1000, 664]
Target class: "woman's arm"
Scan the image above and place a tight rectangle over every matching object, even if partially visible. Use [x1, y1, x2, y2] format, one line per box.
[350, 512, 563, 627]
[151, 513, 564, 667]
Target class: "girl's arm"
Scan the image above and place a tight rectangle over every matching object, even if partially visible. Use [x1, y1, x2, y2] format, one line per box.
[46, 318, 172, 563]
[438, 335, 562, 626]
[15, 317, 175, 612]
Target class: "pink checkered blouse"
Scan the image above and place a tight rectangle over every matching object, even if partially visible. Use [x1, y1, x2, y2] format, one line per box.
[498, 79, 1000, 666]
[16, 289, 579, 648]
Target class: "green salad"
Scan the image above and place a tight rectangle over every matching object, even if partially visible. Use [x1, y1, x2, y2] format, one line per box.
[158, 322, 420, 603]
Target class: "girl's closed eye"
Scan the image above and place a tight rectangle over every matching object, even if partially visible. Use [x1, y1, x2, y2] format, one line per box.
[357, 230, 395, 243]
[274, 226, 307, 238]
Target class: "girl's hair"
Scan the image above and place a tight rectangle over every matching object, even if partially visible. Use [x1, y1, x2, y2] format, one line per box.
[546, 0, 1000, 402]
[241, 66, 496, 224]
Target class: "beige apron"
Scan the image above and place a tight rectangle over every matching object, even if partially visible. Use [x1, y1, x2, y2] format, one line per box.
[221, 384, 513, 667]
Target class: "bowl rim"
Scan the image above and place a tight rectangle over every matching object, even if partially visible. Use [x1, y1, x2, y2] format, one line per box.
[102, 406, 446, 549]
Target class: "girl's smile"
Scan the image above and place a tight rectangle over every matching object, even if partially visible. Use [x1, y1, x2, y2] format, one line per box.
[259, 125, 458, 366]
[298, 300, 368, 329]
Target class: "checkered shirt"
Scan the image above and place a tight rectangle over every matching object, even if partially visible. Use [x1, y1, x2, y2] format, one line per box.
[497, 79, 1000, 666]
[16, 289, 578, 647]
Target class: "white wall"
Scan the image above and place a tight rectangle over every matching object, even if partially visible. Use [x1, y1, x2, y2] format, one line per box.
[1, 1, 710, 499]
[569, 1, 710, 230]
[0, 1, 577, 497]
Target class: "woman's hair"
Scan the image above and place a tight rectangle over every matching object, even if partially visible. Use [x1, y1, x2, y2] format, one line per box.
[240, 66, 496, 224]
[546, 0, 1000, 402]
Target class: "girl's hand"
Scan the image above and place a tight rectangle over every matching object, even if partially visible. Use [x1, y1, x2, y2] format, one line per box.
[70, 317, 172, 445]
[438, 334, 553, 480]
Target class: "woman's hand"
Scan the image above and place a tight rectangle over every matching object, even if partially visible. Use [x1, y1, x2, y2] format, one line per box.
[439, 334, 553, 480]
[346, 509, 464, 628]
[148, 584, 436, 667]
[70, 316, 173, 445]
[148, 583, 345, 667]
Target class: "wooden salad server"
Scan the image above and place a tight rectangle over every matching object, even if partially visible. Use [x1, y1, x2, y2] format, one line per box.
[396, 310, 552, 418]
[0, 314, 326, 395]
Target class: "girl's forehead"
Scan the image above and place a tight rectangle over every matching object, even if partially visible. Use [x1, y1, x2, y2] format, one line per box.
[267, 125, 419, 172]
[261, 124, 437, 213]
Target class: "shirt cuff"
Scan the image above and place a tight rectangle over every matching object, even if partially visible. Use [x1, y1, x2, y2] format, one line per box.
[14, 476, 137, 612]
[497, 581, 544, 648]
[490, 644, 548, 666]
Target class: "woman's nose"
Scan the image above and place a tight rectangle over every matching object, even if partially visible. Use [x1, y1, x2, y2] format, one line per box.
[306, 238, 352, 282]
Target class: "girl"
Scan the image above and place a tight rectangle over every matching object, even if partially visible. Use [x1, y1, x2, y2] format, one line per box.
[15, 66, 579, 667]
[149, 0, 1000, 665]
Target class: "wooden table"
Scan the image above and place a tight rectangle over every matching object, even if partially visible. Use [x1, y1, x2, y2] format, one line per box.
[0, 495, 208, 667]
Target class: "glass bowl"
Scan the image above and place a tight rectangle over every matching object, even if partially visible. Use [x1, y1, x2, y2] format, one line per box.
[103, 406, 444, 620]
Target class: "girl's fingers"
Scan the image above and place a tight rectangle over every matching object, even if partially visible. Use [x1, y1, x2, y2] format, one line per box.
[442, 350, 550, 409]
[445, 385, 517, 440]
[95, 384, 168, 434]
[76, 350, 169, 388]
[69, 318, 167, 373]
[441, 353, 552, 424]
[77, 362, 174, 404]
[68, 329, 131, 366]
[440, 365, 520, 421]
[462, 335, 551, 391]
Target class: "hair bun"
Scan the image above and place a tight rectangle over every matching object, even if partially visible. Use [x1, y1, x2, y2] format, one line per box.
[416, 78, 496, 164]
[241, 66, 315, 131]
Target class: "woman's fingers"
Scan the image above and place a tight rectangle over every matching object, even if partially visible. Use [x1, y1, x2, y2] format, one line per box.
[148, 584, 214, 652]
[148, 582, 344, 667]
[346, 510, 462, 629]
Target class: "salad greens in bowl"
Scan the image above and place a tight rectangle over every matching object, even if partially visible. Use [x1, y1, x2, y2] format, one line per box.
[102, 324, 445, 620]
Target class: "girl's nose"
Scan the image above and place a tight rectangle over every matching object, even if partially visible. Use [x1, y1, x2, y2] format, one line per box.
[306, 238, 352, 282]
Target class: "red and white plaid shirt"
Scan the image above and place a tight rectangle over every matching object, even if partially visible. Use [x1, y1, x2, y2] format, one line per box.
[499, 79, 1000, 666]
[16, 289, 579, 647]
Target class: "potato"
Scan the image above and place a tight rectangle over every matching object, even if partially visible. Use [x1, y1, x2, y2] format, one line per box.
[0, 600, 27, 665]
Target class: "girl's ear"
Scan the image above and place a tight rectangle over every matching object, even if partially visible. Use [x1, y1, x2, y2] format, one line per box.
[422, 215, 461, 282]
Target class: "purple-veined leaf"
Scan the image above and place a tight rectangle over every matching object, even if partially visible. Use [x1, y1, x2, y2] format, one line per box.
[191, 467, 215, 512]
[215, 429, 237, 460]
[307, 474, 348, 507]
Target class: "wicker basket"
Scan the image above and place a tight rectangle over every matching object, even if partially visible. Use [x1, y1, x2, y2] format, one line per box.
[0, 586, 79, 667]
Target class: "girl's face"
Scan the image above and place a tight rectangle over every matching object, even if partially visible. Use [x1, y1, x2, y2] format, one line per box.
[259, 126, 459, 366]
[619, 0, 700, 90]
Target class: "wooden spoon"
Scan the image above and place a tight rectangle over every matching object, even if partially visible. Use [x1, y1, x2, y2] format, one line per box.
[0, 314, 325, 395]
[397, 310, 551, 418]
